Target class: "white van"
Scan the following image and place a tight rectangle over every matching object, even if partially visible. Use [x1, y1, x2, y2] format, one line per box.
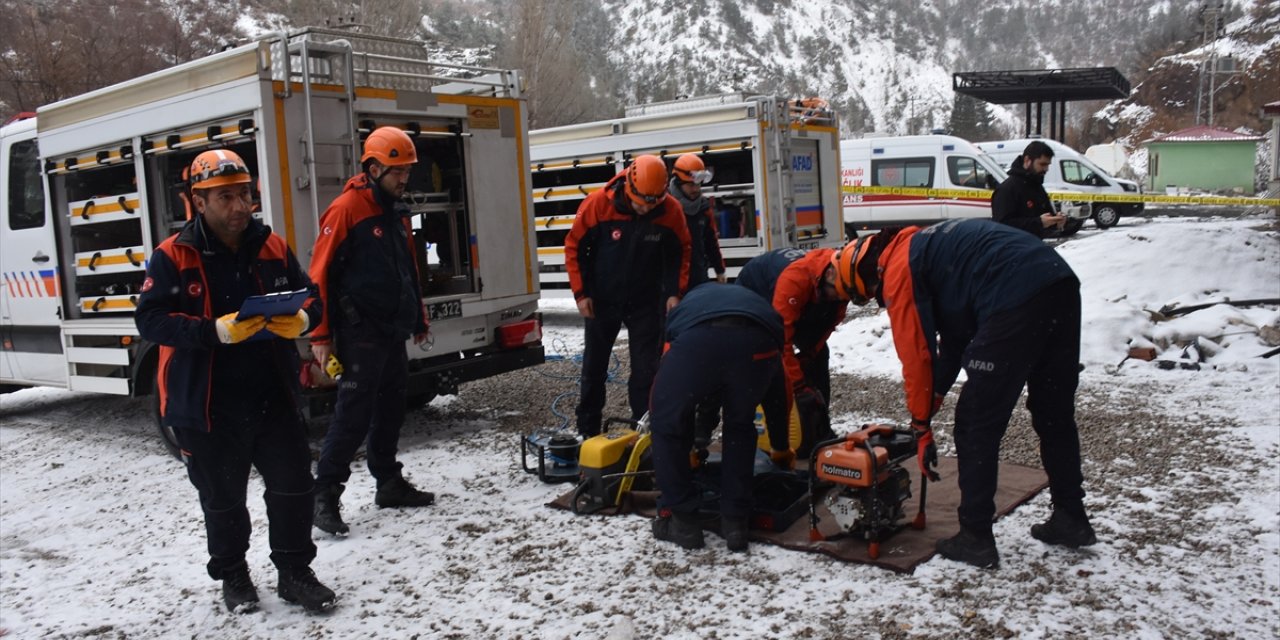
[840, 134, 1095, 237]
[976, 138, 1143, 229]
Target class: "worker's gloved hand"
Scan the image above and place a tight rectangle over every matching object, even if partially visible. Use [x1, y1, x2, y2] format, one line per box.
[324, 354, 344, 379]
[915, 427, 940, 483]
[215, 313, 266, 344]
[266, 310, 309, 339]
[770, 448, 796, 470]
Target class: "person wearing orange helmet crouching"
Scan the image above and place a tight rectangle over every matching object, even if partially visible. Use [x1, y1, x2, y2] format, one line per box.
[835, 218, 1095, 570]
[564, 154, 692, 437]
[135, 149, 336, 613]
[308, 127, 436, 538]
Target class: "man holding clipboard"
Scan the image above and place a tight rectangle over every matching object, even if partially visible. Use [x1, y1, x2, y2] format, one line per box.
[135, 149, 336, 613]
[308, 127, 435, 537]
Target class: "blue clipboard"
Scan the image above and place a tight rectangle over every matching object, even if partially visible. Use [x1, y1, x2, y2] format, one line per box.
[236, 289, 310, 342]
[236, 289, 310, 321]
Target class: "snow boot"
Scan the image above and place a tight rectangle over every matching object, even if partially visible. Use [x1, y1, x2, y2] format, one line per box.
[936, 526, 1000, 569]
[278, 566, 337, 612]
[313, 484, 349, 536]
[651, 511, 705, 550]
[374, 474, 435, 508]
[220, 561, 259, 614]
[1031, 507, 1098, 548]
[721, 516, 750, 553]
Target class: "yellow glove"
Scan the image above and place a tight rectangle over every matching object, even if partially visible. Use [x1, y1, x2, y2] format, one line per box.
[266, 310, 309, 339]
[770, 448, 796, 470]
[215, 313, 266, 344]
[324, 354, 344, 379]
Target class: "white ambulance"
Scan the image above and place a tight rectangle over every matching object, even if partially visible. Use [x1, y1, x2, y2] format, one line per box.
[0, 28, 544, 452]
[840, 134, 1007, 235]
[528, 94, 845, 287]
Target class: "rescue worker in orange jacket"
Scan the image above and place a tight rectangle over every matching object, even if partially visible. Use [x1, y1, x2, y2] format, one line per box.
[135, 149, 336, 613]
[835, 218, 1096, 569]
[308, 127, 435, 537]
[564, 154, 692, 437]
[736, 247, 848, 462]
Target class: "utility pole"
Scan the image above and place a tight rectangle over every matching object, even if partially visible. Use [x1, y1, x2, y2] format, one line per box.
[1195, 3, 1226, 127]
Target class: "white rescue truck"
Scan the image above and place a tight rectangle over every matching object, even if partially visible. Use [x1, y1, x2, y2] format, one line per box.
[527, 94, 844, 288]
[0, 29, 544, 449]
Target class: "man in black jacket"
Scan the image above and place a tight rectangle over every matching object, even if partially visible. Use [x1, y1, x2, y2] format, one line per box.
[991, 140, 1066, 238]
[136, 149, 336, 613]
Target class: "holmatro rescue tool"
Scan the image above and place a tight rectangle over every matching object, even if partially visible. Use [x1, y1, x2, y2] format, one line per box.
[807, 424, 928, 559]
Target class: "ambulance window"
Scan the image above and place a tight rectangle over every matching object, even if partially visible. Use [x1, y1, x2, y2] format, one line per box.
[872, 158, 933, 188]
[947, 157, 994, 189]
[7, 139, 45, 230]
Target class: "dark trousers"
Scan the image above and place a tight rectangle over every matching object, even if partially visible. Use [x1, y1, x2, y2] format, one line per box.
[760, 345, 831, 452]
[650, 321, 780, 518]
[315, 325, 408, 488]
[576, 302, 663, 436]
[175, 396, 316, 580]
[952, 279, 1085, 533]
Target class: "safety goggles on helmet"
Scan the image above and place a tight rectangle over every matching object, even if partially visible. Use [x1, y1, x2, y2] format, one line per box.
[191, 159, 250, 185]
[684, 168, 714, 185]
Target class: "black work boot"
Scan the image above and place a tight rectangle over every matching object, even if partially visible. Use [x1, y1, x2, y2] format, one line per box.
[313, 484, 349, 536]
[651, 511, 705, 550]
[1031, 507, 1098, 548]
[220, 562, 259, 614]
[721, 516, 750, 553]
[375, 474, 435, 508]
[936, 526, 1000, 569]
[278, 566, 337, 612]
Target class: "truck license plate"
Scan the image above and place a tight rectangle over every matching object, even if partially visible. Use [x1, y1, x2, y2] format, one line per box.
[427, 299, 462, 321]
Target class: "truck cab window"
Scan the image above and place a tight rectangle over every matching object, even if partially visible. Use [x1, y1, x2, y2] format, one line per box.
[7, 140, 45, 230]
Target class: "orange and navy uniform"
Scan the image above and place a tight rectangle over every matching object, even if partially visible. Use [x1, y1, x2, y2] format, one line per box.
[135, 217, 321, 431]
[308, 173, 428, 344]
[737, 247, 846, 389]
[878, 220, 1080, 424]
[564, 173, 691, 306]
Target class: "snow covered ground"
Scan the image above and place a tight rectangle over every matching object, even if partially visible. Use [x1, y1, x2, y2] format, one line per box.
[2, 214, 1278, 639]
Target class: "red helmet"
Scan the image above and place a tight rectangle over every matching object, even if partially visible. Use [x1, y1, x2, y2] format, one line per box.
[361, 127, 418, 166]
[189, 149, 252, 190]
[624, 155, 668, 208]
[672, 154, 712, 185]
[831, 235, 876, 302]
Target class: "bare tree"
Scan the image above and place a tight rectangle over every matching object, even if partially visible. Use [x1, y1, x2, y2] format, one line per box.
[497, 0, 616, 128]
[0, 0, 243, 118]
[258, 0, 428, 38]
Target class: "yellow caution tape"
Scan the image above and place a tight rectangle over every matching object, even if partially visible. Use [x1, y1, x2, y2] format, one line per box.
[840, 185, 1280, 207]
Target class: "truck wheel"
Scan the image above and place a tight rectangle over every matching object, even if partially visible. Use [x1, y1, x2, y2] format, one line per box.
[1093, 204, 1120, 229]
[406, 391, 438, 411]
[152, 392, 181, 461]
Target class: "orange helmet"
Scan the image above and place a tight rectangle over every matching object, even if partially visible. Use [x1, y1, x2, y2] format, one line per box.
[189, 149, 252, 190]
[361, 126, 418, 166]
[831, 235, 876, 302]
[624, 155, 668, 208]
[672, 154, 713, 185]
